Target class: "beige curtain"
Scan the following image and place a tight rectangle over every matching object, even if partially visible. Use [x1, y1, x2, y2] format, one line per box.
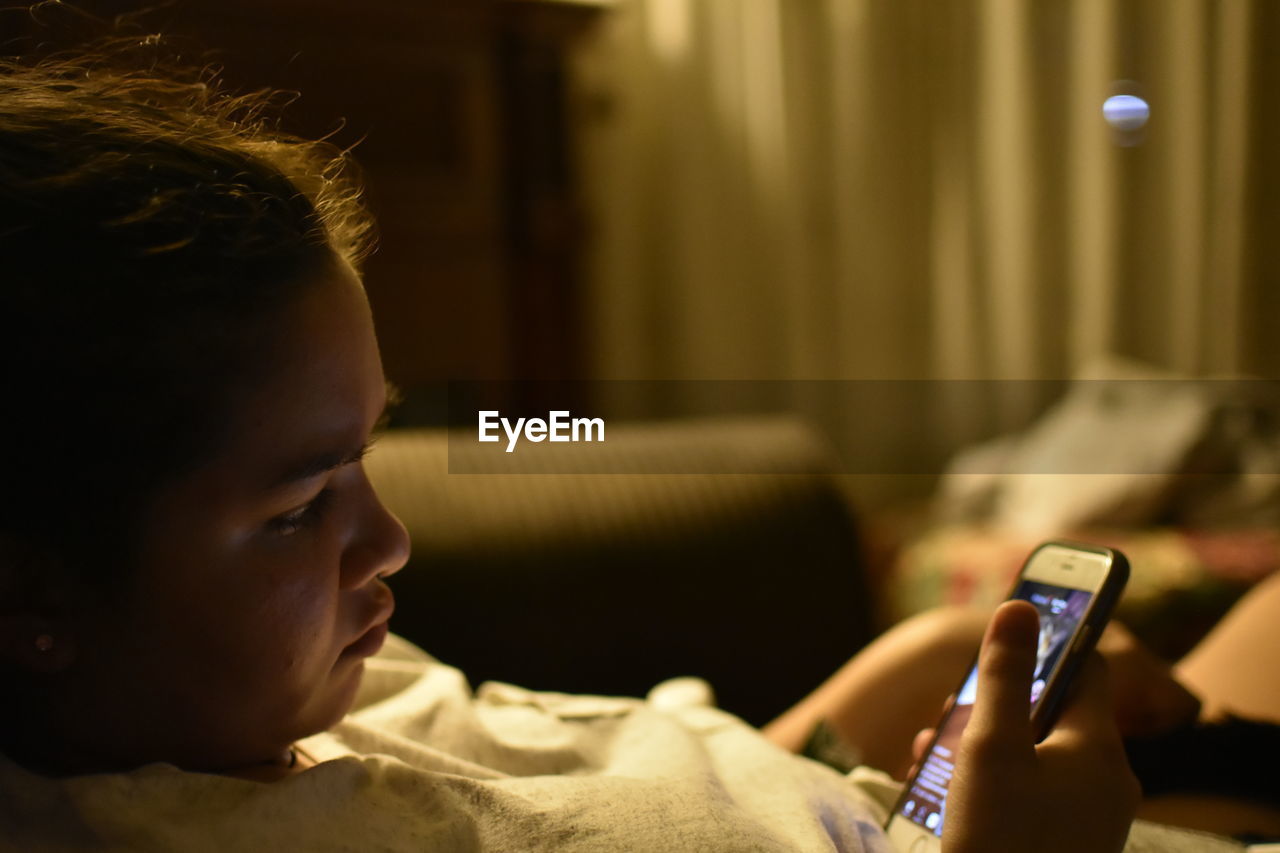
[570, 0, 1274, 492]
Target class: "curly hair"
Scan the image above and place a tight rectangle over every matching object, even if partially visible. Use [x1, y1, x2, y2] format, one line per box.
[0, 44, 376, 592]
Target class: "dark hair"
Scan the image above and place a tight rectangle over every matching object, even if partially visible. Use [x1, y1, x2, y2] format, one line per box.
[0, 46, 374, 592]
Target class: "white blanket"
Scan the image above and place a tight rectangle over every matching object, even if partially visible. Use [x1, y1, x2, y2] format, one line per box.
[0, 634, 1253, 851]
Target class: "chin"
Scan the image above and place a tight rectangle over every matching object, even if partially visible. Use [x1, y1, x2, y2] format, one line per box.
[321, 658, 367, 727]
[287, 656, 368, 742]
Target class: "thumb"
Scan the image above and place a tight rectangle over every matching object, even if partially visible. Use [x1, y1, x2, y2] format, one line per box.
[967, 601, 1040, 751]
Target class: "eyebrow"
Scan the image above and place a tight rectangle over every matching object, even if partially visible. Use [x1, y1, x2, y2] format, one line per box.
[268, 381, 401, 489]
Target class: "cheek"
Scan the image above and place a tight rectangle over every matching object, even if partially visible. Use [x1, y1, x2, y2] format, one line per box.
[121, 488, 360, 724]
[235, 543, 346, 672]
[141, 533, 345, 694]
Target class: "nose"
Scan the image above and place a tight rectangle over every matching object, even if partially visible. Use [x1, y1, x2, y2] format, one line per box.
[341, 472, 411, 589]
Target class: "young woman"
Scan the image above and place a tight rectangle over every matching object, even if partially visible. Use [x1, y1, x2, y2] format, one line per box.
[0, 48, 1272, 851]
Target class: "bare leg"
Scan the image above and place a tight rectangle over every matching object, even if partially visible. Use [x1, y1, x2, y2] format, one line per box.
[1129, 572, 1280, 838]
[762, 607, 988, 778]
[1174, 570, 1280, 725]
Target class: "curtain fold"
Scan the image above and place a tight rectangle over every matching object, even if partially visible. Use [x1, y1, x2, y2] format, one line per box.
[1066, 0, 1118, 370]
[570, 0, 1273, 493]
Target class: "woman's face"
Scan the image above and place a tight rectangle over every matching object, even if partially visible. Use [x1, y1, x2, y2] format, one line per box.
[47, 257, 410, 774]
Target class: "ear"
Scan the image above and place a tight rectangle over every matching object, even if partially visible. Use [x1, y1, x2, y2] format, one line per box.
[0, 615, 78, 673]
[0, 535, 79, 674]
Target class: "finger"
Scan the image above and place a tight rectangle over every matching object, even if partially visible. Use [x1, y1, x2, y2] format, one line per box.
[1046, 652, 1123, 746]
[1043, 652, 1142, 810]
[911, 689, 954, 761]
[966, 600, 1040, 748]
[1097, 619, 1140, 655]
[911, 727, 936, 762]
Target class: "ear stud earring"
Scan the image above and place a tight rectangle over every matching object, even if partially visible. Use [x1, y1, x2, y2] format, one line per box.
[34, 634, 54, 652]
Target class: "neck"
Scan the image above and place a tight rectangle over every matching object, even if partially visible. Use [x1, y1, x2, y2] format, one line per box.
[1, 725, 298, 781]
[1, 682, 301, 781]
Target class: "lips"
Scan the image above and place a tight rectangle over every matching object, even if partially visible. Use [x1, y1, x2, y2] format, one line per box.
[342, 619, 389, 658]
[341, 587, 395, 658]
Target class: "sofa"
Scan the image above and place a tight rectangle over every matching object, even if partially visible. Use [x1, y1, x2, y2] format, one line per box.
[364, 416, 876, 728]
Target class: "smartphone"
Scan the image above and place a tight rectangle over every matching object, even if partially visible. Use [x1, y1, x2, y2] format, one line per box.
[884, 540, 1129, 852]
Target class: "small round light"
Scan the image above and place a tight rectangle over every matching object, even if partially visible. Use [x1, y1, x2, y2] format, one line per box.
[1102, 94, 1150, 131]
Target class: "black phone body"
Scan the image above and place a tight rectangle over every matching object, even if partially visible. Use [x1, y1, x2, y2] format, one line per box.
[884, 540, 1129, 852]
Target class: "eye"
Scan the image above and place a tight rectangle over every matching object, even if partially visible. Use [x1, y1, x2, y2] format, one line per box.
[267, 488, 336, 536]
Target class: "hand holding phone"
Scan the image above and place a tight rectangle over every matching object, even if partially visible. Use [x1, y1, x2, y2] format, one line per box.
[885, 541, 1140, 853]
[941, 601, 1139, 853]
